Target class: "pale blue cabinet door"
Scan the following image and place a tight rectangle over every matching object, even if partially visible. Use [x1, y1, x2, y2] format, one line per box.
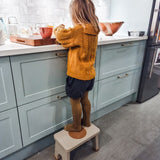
[97, 69, 141, 110]
[10, 50, 68, 106]
[88, 88, 95, 113]
[18, 92, 72, 146]
[19, 89, 94, 146]
[0, 57, 16, 112]
[0, 108, 22, 159]
[95, 46, 100, 81]
[99, 41, 146, 79]
[93, 81, 98, 112]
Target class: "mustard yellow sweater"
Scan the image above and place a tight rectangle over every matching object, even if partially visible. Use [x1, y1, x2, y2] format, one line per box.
[54, 24, 99, 80]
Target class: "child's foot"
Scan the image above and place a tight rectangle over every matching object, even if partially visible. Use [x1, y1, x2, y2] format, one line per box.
[64, 123, 82, 132]
[81, 119, 91, 127]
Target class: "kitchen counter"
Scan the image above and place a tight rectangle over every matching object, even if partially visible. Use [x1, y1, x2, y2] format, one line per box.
[0, 36, 148, 57]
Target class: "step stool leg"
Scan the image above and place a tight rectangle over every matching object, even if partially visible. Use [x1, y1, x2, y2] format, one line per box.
[65, 152, 70, 160]
[54, 141, 70, 160]
[54, 141, 60, 160]
[93, 134, 99, 152]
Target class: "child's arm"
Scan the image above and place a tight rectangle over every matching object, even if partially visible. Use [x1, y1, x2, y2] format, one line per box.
[54, 25, 80, 48]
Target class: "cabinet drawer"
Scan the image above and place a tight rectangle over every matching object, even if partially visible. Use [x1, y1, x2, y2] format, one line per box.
[18, 92, 71, 146]
[0, 108, 22, 159]
[97, 69, 141, 110]
[10, 50, 68, 106]
[100, 41, 145, 79]
[19, 90, 94, 146]
[0, 57, 16, 112]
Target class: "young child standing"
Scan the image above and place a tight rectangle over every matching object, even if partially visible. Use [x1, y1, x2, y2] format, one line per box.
[54, 0, 100, 132]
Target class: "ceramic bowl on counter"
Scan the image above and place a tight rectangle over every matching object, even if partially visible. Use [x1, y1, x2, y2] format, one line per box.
[39, 27, 53, 39]
[99, 21, 124, 36]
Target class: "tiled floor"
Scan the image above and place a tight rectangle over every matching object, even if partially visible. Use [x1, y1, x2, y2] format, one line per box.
[27, 93, 160, 160]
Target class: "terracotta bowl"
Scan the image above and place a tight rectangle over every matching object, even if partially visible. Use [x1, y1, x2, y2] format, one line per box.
[99, 22, 124, 36]
[39, 27, 53, 39]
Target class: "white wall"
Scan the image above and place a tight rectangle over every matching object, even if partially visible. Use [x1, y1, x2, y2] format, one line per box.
[93, 0, 111, 22]
[0, 0, 111, 27]
[0, 0, 153, 35]
[110, 0, 153, 35]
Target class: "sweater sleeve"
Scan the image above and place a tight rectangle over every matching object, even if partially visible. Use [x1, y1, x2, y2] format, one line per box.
[54, 26, 80, 48]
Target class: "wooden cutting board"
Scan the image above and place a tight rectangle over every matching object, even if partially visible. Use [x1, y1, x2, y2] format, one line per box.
[10, 35, 57, 46]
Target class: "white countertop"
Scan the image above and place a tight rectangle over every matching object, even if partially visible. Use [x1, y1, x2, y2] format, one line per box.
[0, 35, 148, 57]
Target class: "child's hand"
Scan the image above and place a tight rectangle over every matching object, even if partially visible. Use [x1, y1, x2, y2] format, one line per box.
[59, 24, 65, 28]
[54, 24, 65, 36]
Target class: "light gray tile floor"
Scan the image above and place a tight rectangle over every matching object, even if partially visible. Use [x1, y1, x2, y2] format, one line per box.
[27, 93, 160, 160]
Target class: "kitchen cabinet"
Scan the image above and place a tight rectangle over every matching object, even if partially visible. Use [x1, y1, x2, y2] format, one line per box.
[10, 50, 68, 106]
[0, 57, 16, 112]
[97, 69, 141, 110]
[10, 48, 100, 106]
[18, 92, 72, 146]
[0, 108, 22, 159]
[99, 41, 145, 80]
[18, 90, 94, 146]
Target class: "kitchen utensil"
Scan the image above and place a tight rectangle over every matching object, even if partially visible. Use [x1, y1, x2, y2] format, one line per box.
[10, 35, 57, 46]
[99, 21, 124, 36]
[39, 27, 53, 39]
[0, 19, 6, 45]
[128, 31, 145, 37]
[0, 17, 7, 40]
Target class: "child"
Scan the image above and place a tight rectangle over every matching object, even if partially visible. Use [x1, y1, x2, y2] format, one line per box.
[54, 0, 100, 132]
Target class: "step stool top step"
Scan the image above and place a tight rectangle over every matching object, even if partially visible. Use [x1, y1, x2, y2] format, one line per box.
[54, 123, 100, 152]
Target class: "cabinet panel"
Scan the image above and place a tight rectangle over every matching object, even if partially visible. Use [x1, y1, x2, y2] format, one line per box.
[97, 69, 141, 110]
[19, 89, 94, 146]
[18, 92, 71, 146]
[100, 41, 146, 79]
[95, 46, 100, 81]
[93, 81, 98, 112]
[11, 50, 68, 106]
[0, 108, 22, 159]
[0, 57, 16, 112]
[88, 89, 95, 113]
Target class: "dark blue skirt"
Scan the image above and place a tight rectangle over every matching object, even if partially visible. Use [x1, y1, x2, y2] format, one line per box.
[65, 76, 95, 99]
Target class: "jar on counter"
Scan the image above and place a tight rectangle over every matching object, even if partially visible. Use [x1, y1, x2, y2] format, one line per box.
[7, 16, 18, 37]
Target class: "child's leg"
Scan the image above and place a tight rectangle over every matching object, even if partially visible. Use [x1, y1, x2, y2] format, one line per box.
[81, 91, 91, 127]
[64, 98, 82, 132]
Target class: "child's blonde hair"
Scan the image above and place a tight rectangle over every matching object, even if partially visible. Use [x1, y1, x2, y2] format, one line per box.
[70, 0, 100, 32]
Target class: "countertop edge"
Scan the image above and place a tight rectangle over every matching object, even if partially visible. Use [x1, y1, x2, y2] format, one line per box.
[0, 36, 148, 57]
[98, 36, 148, 45]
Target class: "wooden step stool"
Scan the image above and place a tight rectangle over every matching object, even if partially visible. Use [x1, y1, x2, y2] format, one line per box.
[54, 123, 100, 160]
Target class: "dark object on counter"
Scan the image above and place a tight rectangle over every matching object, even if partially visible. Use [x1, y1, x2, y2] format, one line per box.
[10, 36, 57, 46]
[128, 31, 145, 37]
